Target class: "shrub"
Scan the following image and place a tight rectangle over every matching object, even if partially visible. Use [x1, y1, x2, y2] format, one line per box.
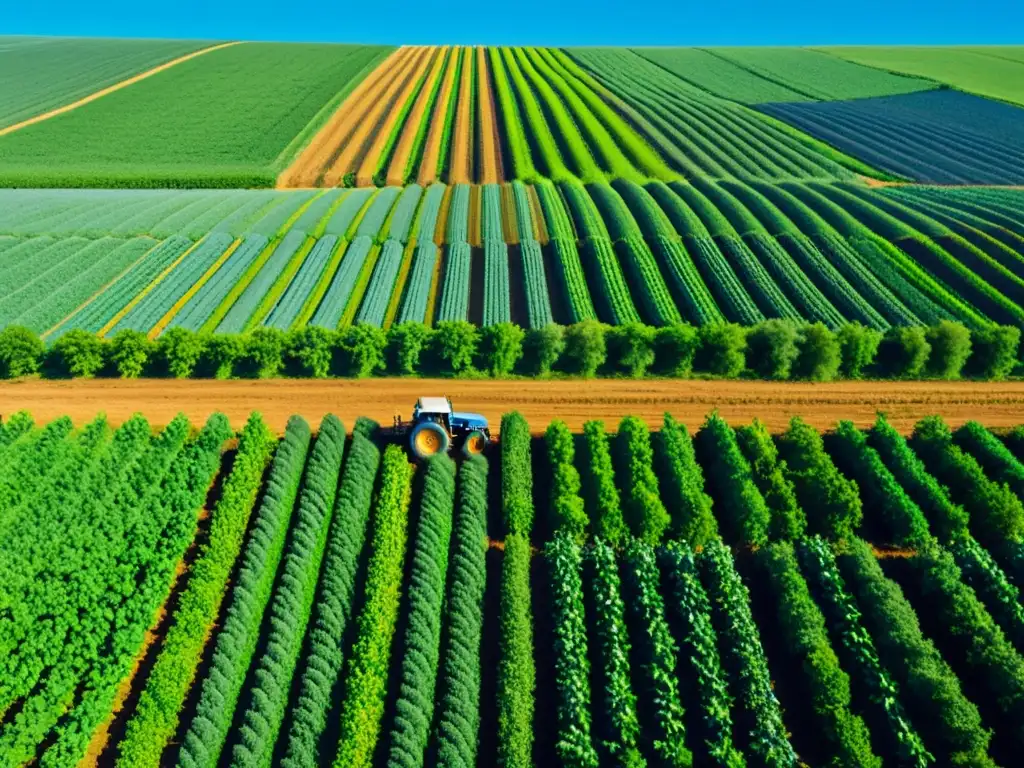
[734, 418, 806, 541]
[479, 322, 525, 376]
[925, 321, 972, 379]
[107, 329, 154, 378]
[196, 333, 243, 379]
[746, 319, 800, 380]
[497, 534, 535, 768]
[876, 326, 930, 379]
[501, 411, 534, 537]
[836, 323, 882, 378]
[522, 324, 565, 375]
[606, 322, 656, 378]
[580, 420, 628, 547]
[287, 326, 337, 378]
[240, 327, 285, 379]
[48, 329, 105, 378]
[968, 325, 1020, 380]
[653, 323, 699, 377]
[156, 327, 205, 379]
[432, 320, 478, 374]
[696, 323, 746, 377]
[0, 326, 43, 378]
[387, 321, 432, 375]
[545, 420, 588, 540]
[795, 322, 841, 381]
[615, 416, 670, 546]
[563, 320, 607, 377]
[655, 414, 717, 546]
[340, 323, 387, 378]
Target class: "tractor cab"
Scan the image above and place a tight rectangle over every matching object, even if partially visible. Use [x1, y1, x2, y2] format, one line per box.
[404, 396, 490, 459]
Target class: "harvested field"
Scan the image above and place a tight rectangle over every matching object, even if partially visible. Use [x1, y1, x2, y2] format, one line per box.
[3, 377, 1023, 434]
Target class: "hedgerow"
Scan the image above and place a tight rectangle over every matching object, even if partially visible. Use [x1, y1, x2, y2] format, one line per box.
[580, 420, 628, 546]
[615, 416, 670, 545]
[501, 411, 534, 537]
[734, 418, 806, 541]
[546, 419, 588, 539]
[655, 413, 717, 546]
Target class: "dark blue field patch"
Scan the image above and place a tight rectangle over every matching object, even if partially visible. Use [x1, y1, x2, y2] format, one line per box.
[758, 90, 1024, 184]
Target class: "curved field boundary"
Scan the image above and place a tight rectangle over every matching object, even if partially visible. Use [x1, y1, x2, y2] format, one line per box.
[477, 47, 504, 184]
[0, 41, 242, 138]
[418, 47, 462, 184]
[5, 378, 1024, 435]
[386, 47, 451, 185]
[277, 48, 409, 188]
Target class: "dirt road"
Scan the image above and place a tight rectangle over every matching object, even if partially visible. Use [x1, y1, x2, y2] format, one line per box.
[2, 378, 1023, 434]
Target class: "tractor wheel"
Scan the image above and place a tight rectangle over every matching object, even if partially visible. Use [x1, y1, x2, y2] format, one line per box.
[411, 421, 450, 459]
[462, 430, 488, 457]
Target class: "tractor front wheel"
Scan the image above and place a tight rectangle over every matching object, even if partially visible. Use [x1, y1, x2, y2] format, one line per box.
[462, 430, 488, 457]
[411, 421, 450, 459]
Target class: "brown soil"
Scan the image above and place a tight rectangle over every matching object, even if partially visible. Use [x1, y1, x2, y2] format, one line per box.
[385, 47, 450, 185]
[3, 378, 1023, 435]
[476, 48, 504, 185]
[417, 47, 462, 185]
[447, 47, 476, 185]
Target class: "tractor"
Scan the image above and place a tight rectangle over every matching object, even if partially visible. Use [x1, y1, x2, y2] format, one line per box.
[391, 396, 491, 460]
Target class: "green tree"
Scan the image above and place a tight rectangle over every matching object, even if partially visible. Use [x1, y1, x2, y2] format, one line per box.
[157, 327, 205, 378]
[926, 321, 972, 380]
[0, 326, 43, 378]
[654, 323, 699, 377]
[795, 322, 841, 381]
[287, 326, 337, 378]
[876, 326, 930, 379]
[606, 322, 657, 378]
[479, 322, 525, 376]
[746, 319, 800, 380]
[387, 321, 432, 375]
[431, 320, 478, 374]
[242, 327, 286, 378]
[48, 329, 106, 378]
[340, 323, 387, 378]
[197, 333, 244, 379]
[108, 329, 154, 378]
[837, 323, 882, 379]
[522, 324, 565, 375]
[563, 320, 607, 377]
[968, 325, 1020, 380]
[696, 323, 746, 377]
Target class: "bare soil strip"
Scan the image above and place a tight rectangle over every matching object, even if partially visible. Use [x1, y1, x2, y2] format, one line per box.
[385, 47, 450, 185]
[448, 47, 476, 184]
[417, 46, 462, 185]
[0, 42, 242, 138]
[476, 47, 504, 184]
[277, 47, 409, 188]
[3, 378, 1022, 435]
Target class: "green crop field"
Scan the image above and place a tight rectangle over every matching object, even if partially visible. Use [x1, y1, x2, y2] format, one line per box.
[4, 409, 1024, 767]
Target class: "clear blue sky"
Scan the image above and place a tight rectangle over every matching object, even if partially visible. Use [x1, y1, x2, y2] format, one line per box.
[6, 0, 1023, 46]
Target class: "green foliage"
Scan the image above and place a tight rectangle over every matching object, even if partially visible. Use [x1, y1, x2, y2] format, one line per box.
[286, 325, 338, 378]
[606, 321, 656, 378]
[241, 326, 285, 378]
[622, 540, 692, 767]
[829, 420, 931, 546]
[434, 456, 489, 768]
[584, 538, 645, 767]
[431, 320, 478, 374]
[118, 413, 275, 767]
[563, 320, 607, 377]
[696, 323, 746, 377]
[0, 325, 43, 378]
[777, 417, 862, 540]
[655, 413, 718, 546]
[340, 323, 387, 378]
[746, 319, 800, 380]
[523, 324, 565, 375]
[479, 322, 525, 375]
[281, 431, 382, 768]
[925, 320, 972, 379]
[157, 327, 205, 378]
[734, 418, 806, 541]
[501, 411, 535, 537]
[911, 415, 1024, 547]
[836, 323, 882, 378]
[385, 455, 455, 768]
[950, 535, 1024, 656]
[497, 533, 535, 768]
[654, 323, 699, 376]
[699, 538, 797, 767]
[545, 420, 588, 539]
[757, 541, 881, 767]
[333, 445, 412, 768]
[107, 329, 154, 378]
[547, 532, 599, 767]
[233, 415, 346, 768]
[695, 413, 771, 546]
[799, 537, 933, 767]
[49, 328, 105, 377]
[967, 325, 1020, 379]
[876, 326, 931, 378]
[580, 420, 629, 547]
[835, 537, 994, 766]
[387, 321, 432, 374]
[795, 322, 841, 381]
[661, 543, 745, 767]
[196, 332, 244, 379]
[615, 416, 670, 546]
[954, 420, 1024, 499]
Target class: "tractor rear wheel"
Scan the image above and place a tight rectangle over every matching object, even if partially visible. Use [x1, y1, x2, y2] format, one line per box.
[462, 430, 488, 457]
[411, 421, 450, 459]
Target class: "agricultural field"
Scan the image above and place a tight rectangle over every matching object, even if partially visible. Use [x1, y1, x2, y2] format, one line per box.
[4, 408, 1024, 768]
[1, 181, 1023, 339]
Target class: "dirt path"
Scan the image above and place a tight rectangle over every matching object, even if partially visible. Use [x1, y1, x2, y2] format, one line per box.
[3, 378, 1023, 434]
[0, 42, 241, 138]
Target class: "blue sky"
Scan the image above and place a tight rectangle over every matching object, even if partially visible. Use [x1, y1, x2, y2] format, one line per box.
[6, 0, 1023, 45]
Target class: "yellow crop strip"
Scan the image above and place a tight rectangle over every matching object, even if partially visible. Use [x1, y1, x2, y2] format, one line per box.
[423, 245, 445, 326]
[476, 47, 504, 184]
[0, 42, 242, 138]
[500, 183, 520, 245]
[433, 184, 454, 246]
[41, 238, 163, 340]
[322, 48, 429, 187]
[468, 185, 482, 247]
[527, 185, 550, 244]
[338, 243, 383, 328]
[417, 46, 462, 185]
[148, 238, 242, 339]
[98, 236, 207, 337]
[385, 48, 450, 186]
[383, 239, 418, 329]
[447, 47, 476, 184]
[243, 235, 316, 331]
[277, 48, 408, 188]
